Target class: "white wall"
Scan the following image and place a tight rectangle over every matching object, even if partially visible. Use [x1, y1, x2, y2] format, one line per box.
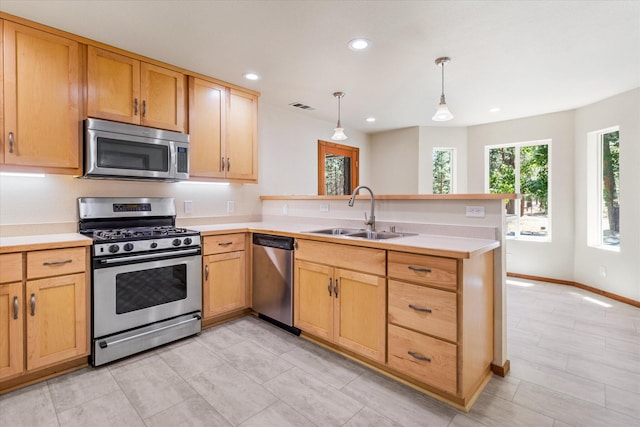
[370, 127, 419, 194]
[418, 126, 468, 194]
[259, 103, 371, 196]
[573, 88, 640, 301]
[467, 110, 576, 281]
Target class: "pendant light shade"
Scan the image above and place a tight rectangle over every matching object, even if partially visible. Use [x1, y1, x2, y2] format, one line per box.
[331, 91, 348, 140]
[432, 57, 454, 122]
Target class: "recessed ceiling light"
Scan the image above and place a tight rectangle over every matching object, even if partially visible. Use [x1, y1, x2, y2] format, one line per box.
[489, 107, 501, 113]
[348, 38, 370, 51]
[365, 117, 376, 122]
[243, 72, 260, 81]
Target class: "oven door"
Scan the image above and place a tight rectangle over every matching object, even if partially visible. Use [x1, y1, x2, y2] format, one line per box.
[93, 250, 202, 338]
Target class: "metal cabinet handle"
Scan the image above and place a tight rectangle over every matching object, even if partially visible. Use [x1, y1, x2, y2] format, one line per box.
[221, 157, 226, 171]
[134, 98, 139, 116]
[408, 266, 432, 273]
[334, 279, 339, 298]
[142, 100, 147, 117]
[408, 351, 431, 362]
[328, 278, 332, 296]
[13, 296, 19, 320]
[8, 132, 14, 153]
[227, 158, 231, 172]
[205, 264, 209, 281]
[30, 293, 36, 316]
[218, 242, 232, 246]
[408, 304, 432, 313]
[43, 259, 72, 266]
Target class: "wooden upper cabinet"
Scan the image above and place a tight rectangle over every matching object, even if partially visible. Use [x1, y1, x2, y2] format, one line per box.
[227, 89, 258, 181]
[87, 46, 186, 133]
[188, 77, 226, 179]
[2, 22, 81, 173]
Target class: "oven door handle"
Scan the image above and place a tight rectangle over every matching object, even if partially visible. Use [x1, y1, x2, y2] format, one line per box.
[97, 248, 201, 265]
[98, 314, 202, 349]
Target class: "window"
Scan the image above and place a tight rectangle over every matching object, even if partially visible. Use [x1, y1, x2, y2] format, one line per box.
[486, 140, 550, 239]
[317, 140, 359, 195]
[432, 148, 456, 194]
[588, 128, 620, 250]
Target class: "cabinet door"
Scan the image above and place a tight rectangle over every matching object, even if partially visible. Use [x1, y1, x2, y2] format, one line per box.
[87, 46, 141, 124]
[188, 77, 226, 179]
[226, 89, 258, 181]
[203, 251, 246, 319]
[25, 273, 87, 371]
[0, 282, 24, 380]
[334, 268, 386, 363]
[3, 22, 81, 171]
[294, 260, 333, 340]
[141, 62, 186, 132]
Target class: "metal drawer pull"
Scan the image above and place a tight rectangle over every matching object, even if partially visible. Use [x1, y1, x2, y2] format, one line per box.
[134, 98, 139, 116]
[408, 351, 431, 362]
[43, 259, 73, 266]
[408, 304, 432, 313]
[227, 158, 231, 171]
[142, 100, 147, 117]
[334, 279, 339, 298]
[328, 278, 332, 296]
[30, 293, 36, 316]
[218, 242, 233, 246]
[221, 157, 226, 171]
[9, 132, 14, 153]
[205, 264, 209, 281]
[408, 266, 431, 273]
[13, 296, 19, 320]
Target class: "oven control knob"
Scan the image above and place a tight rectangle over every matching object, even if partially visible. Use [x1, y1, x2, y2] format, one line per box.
[184, 237, 193, 245]
[108, 244, 119, 253]
[172, 238, 182, 247]
[150, 242, 158, 249]
[123, 243, 134, 252]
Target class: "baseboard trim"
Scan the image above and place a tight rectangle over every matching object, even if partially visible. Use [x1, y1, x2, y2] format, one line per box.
[491, 360, 510, 377]
[507, 272, 640, 308]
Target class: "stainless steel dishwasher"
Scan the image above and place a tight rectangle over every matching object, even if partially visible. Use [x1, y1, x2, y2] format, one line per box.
[252, 234, 300, 335]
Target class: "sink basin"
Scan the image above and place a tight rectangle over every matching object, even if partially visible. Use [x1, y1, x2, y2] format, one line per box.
[345, 231, 417, 240]
[306, 228, 365, 236]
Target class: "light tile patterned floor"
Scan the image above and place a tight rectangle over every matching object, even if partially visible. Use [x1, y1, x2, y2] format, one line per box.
[1, 278, 638, 426]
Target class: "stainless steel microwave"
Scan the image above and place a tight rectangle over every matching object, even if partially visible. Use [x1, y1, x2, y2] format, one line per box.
[84, 118, 189, 181]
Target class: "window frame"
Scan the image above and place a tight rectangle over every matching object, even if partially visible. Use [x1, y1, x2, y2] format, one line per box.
[317, 140, 359, 195]
[587, 126, 620, 252]
[432, 147, 457, 194]
[484, 139, 552, 241]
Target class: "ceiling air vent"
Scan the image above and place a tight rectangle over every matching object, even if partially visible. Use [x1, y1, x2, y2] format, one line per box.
[289, 102, 315, 111]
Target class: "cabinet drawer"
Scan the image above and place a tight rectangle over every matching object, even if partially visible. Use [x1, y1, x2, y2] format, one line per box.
[295, 240, 385, 276]
[204, 233, 245, 255]
[27, 248, 86, 279]
[0, 253, 23, 284]
[388, 251, 457, 290]
[387, 324, 457, 394]
[388, 280, 457, 342]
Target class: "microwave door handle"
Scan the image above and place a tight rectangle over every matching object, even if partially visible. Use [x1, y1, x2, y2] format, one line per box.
[169, 141, 176, 176]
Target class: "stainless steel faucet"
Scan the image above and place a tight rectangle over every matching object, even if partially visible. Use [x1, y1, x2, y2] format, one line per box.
[348, 185, 375, 231]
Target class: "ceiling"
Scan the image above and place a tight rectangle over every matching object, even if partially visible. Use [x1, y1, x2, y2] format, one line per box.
[2, 1, 639, 134]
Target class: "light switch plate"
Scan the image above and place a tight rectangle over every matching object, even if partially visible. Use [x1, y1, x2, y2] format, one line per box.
[466, 206, 485, 218]
[227, 201, 235, 213]
[184, 200, 193, 214]
[320, 203, 330, 213]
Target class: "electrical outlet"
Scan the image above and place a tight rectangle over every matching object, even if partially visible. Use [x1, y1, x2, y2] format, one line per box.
[184, 200, 193, 214]
[227, 201, 235, 213]
[320, 203, 330, 213]
[599, 266, 607, 278]
[466, 206, 485, 218]
[282, 204, 289, 215]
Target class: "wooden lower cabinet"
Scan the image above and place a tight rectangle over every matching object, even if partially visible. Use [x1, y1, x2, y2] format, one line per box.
[0, 247, 90, 384]
[202, 234, 248, 320]
[294, 240, 386, 363]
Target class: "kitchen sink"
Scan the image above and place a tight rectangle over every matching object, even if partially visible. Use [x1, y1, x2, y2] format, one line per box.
[306, 228, 416, 240]
[306, 228, 365, 235]
[344, 230, 417, 240]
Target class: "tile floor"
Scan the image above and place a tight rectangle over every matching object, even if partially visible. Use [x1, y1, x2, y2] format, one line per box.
[1, 277, 639, 426]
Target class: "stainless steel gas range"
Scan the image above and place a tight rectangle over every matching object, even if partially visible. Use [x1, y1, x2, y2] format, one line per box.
[78, 197, 202, 366]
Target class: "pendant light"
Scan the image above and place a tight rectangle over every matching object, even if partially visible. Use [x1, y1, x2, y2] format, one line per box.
[432, 57, 454, 122]
[331, 91, 347, 140]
